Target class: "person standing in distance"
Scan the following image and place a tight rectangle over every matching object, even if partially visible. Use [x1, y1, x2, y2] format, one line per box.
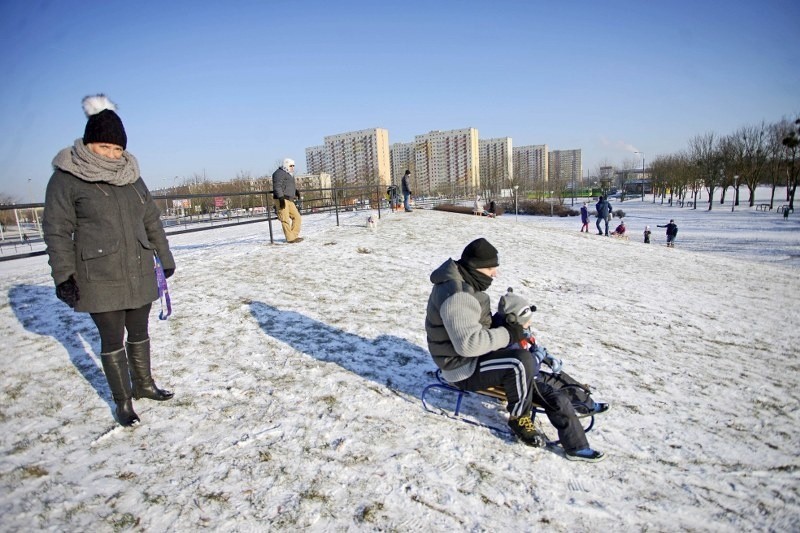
[580, 202, 589, 232]
[272, 158, 303, 243]
[657, 219, 678, 247]
[595, 196, 611, 236]
[43, 94, 176, 427]
[401, 170, 412, 212]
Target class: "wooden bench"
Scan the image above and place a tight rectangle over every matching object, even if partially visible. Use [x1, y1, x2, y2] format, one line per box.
[777, 205, 793, 214]
[757, 203, 771, 211]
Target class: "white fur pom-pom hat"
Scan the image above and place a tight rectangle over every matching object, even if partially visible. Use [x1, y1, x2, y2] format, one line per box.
[82, 94, 127, 149]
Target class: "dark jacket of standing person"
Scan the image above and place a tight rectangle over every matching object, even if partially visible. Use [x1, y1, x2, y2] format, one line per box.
[401, 171, 411, 195]
[401, 170, 412, 211]
[595, 197, 611, 219]
[663, 221, 678, 238]
[44, 171, 174, 313]
[272, 165, 297, 200]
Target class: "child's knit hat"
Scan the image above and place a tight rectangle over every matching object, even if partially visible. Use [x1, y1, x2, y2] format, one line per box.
[498, 287, 536, 325]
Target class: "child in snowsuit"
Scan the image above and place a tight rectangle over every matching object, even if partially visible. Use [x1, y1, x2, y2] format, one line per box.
[643, 225, 651, 243]
[495, 288, 609, 462]
[580, 202, 589, 232]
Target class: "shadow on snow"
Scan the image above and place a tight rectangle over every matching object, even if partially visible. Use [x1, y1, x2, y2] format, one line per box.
[8, 284, 113, 410]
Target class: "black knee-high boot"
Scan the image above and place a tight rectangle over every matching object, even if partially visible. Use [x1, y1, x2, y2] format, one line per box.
[100, 348, 140, 426]
[126, 338, 174, 401]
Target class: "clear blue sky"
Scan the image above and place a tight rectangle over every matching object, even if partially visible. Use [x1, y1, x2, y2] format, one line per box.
[1, 0, 798, 201]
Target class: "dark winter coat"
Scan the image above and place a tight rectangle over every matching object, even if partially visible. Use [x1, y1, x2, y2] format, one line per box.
[596, 198, 611, 218]
[580, 205, 589, 223]
[658, 223, 678, 237]
[43, 169, 175, 313]
[401, 173, 411, 194]
[272, 167, 297, 199]
[425, 259, 511, 383]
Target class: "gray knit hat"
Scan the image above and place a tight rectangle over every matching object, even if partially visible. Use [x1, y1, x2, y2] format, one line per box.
[498, 287, 536, 325]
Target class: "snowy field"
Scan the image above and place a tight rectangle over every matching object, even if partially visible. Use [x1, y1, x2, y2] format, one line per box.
[1, 194, 798, 531]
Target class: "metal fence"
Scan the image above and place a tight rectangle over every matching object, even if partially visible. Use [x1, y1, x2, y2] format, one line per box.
[0, 184, 459, 262]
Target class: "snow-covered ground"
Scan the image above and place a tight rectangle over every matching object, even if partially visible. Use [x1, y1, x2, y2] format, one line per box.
[1, 194, 798, 531]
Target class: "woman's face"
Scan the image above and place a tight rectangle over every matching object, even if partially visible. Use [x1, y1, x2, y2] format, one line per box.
[87, 142, 124, 160]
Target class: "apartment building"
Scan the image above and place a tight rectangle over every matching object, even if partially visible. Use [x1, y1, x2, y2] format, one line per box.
[478, 137, 513, 193]
[548, 149, 582, 185]
[389, 142, 415, 187]
[414, 128, 479, 195]
[512, 144, 548, 190]
[305, 145, 326, 175]
[322, 128, 391, 186]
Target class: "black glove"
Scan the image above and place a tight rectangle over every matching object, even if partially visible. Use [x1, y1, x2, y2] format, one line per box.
[279, 198, 286, 210]
[295, 190, 301, 199]
[503, 321, 527, 343]
[56, 275, 80, 308]
[163, 268, 175, 279]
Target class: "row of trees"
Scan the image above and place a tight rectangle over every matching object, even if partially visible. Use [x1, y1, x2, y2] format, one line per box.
[647, 117, 800, 211]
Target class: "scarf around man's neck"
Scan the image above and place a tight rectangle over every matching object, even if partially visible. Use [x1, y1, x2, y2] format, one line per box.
[456, 260, 493, 292]
[52, 139, 140, 186]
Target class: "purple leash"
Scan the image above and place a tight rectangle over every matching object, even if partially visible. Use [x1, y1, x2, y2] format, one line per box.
[154, 256, 172, 320]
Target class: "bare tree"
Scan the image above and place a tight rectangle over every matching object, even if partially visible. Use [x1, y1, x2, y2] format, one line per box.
[689, 132, 722, 210]
[765, 119, 792, 207]
[781, 117, 800, 211]
[723, 124, 767, 207]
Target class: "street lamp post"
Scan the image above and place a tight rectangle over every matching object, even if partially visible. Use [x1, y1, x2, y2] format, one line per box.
[514, 185, 519, 222]
[732, 175, 738, 212]
[634, 151, 645, 200]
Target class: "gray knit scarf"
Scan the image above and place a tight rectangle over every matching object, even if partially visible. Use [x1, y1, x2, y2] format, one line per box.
[52, 139, 141, 186]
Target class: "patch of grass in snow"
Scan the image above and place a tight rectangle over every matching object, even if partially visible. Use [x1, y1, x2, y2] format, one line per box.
[258, 450, 272, 462]
[10, 437, 32, 454]
[4, 382, 25, 401]
[300, 488, 329, 503]
[317, 394, 338, 413]
[467, 461, 492, 482]
[199, 490, 230, 503]
[20, 464, 48, 478]
[109, 512, 140, 531]
[355, 501, 385, 523]
[143, 491, 168, 505]
[64, 502, 87, 520]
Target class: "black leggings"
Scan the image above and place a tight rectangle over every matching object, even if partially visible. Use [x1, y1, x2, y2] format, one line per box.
[90, 303, 151, 353]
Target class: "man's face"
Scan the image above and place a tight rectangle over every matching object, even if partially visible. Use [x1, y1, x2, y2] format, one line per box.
[475, 266, 498, 278]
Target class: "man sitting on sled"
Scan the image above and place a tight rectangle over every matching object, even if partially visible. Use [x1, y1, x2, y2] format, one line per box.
[425, 238, 606, 462]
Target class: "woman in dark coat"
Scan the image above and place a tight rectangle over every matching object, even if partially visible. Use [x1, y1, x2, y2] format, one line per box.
[43, 94, 176, 426]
